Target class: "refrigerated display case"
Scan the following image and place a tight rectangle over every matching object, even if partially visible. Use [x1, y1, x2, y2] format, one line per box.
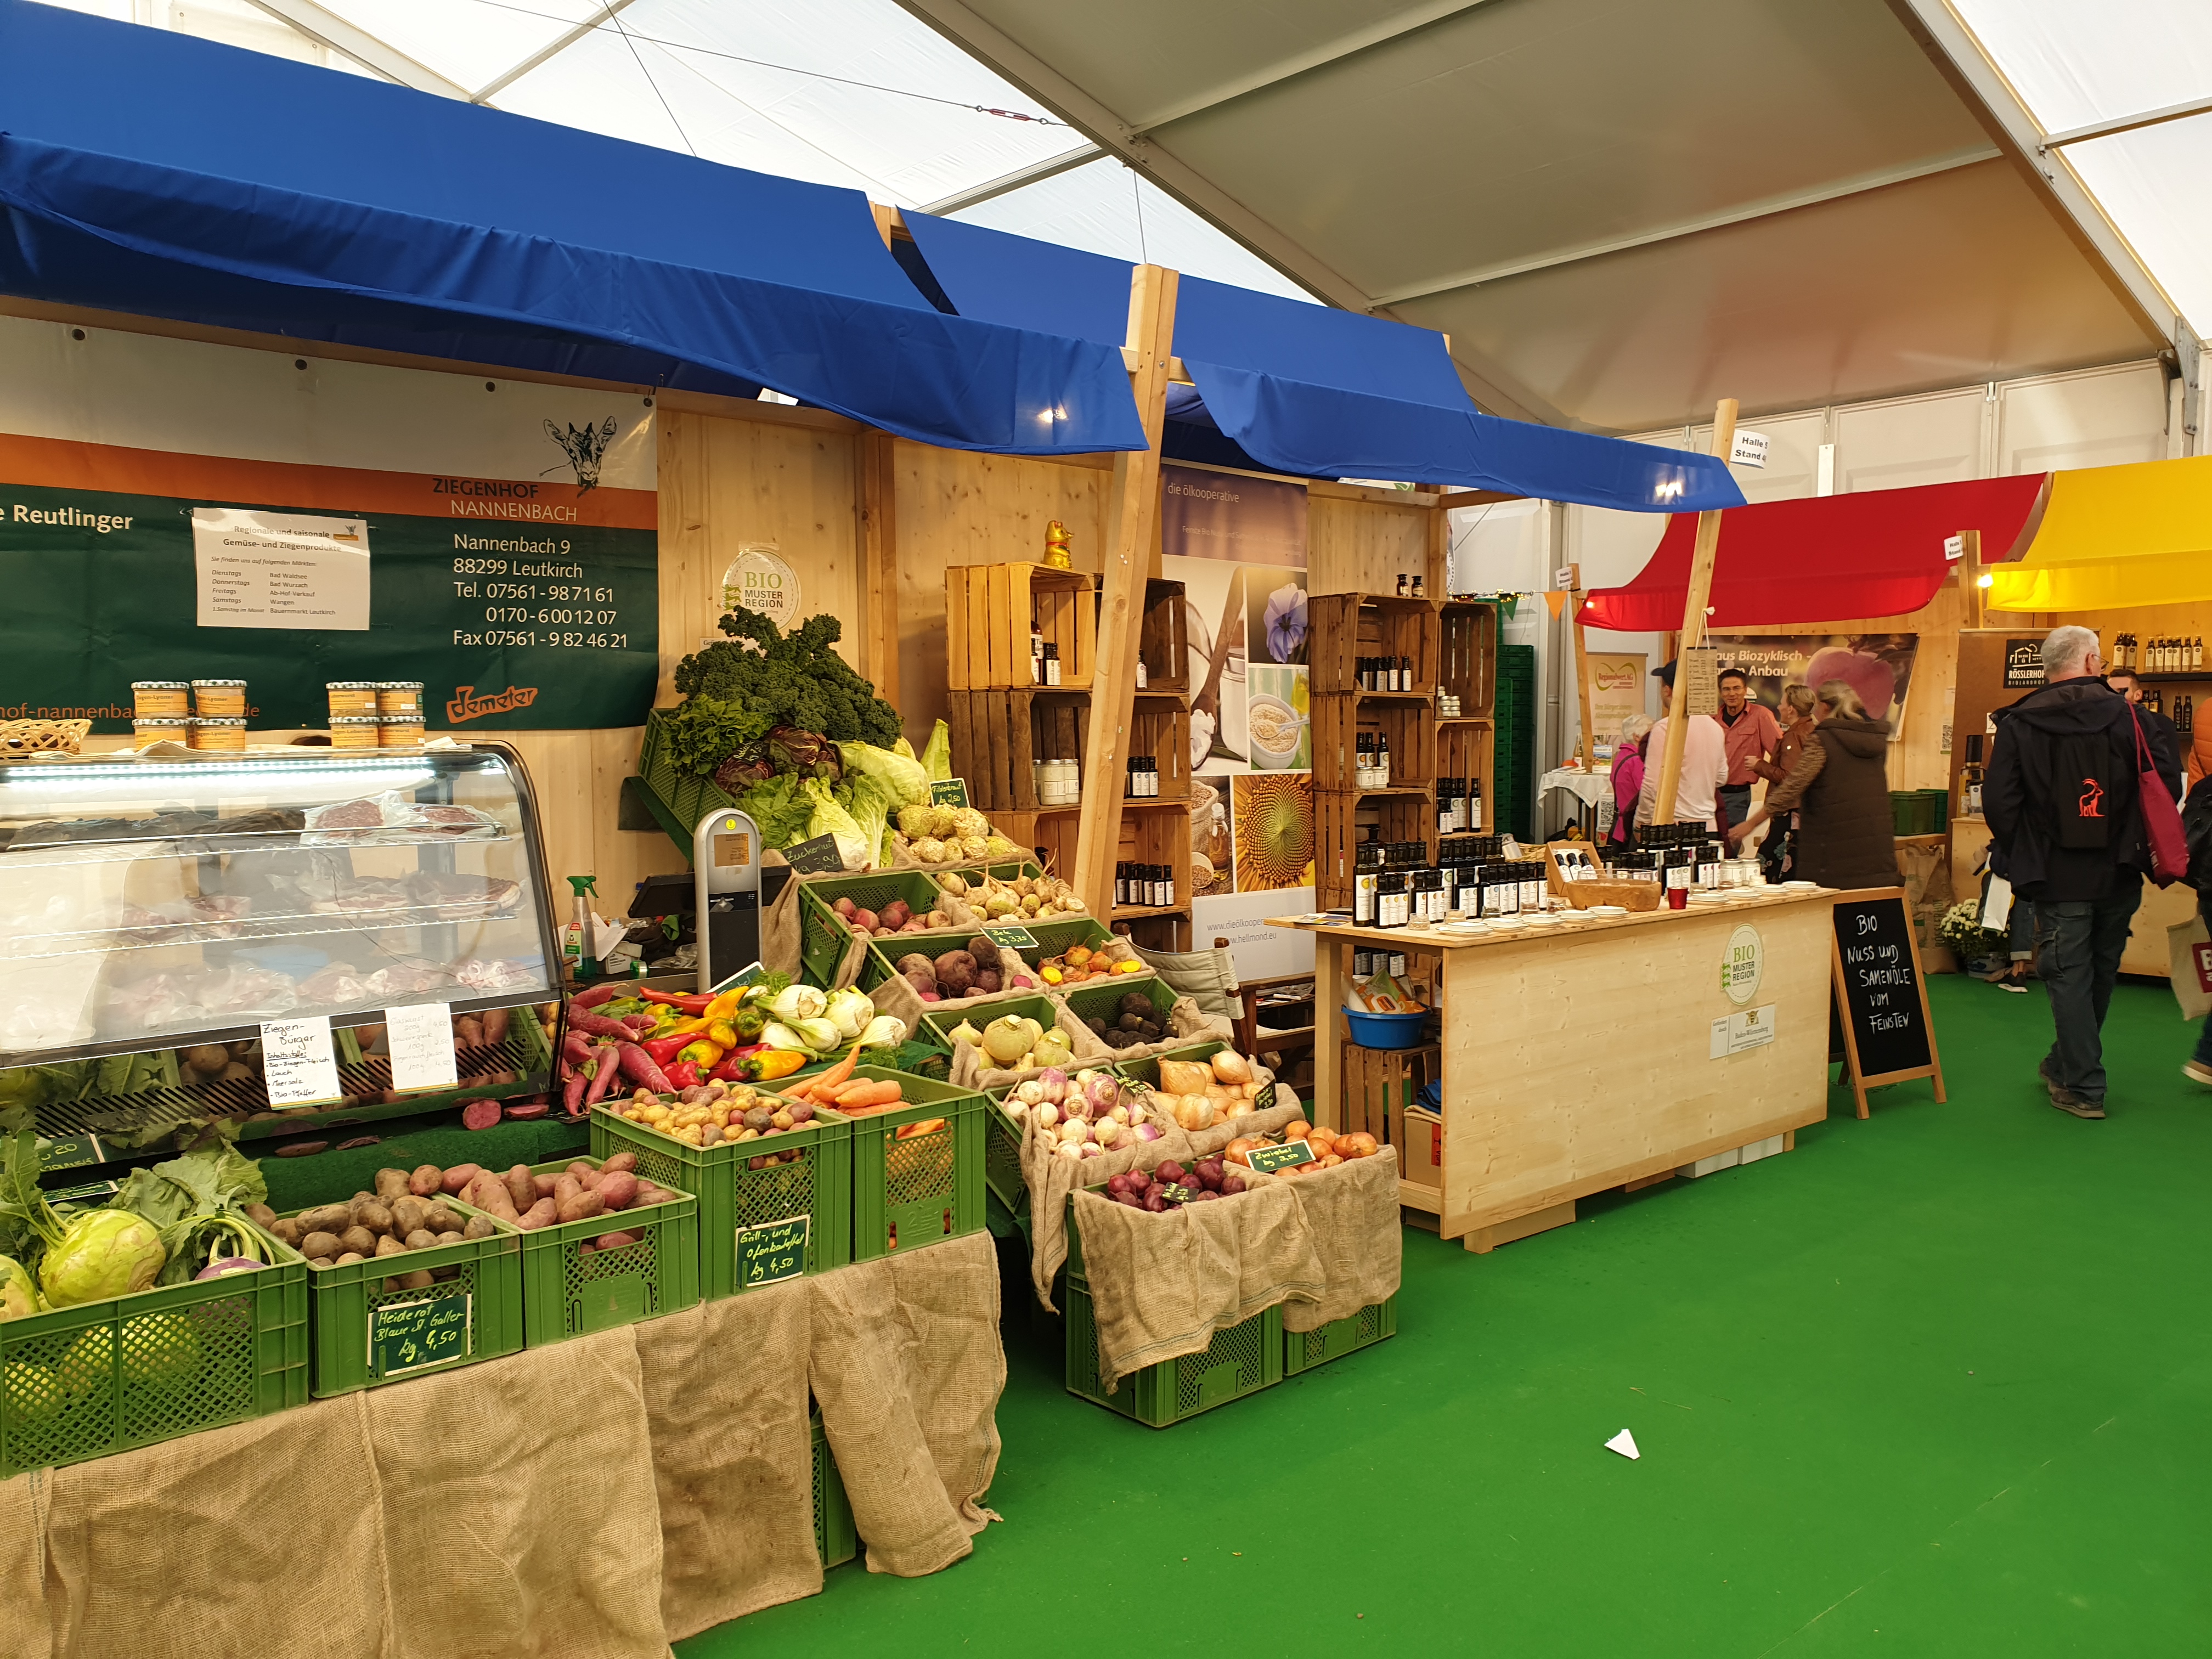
[0, 745, 560, 1139]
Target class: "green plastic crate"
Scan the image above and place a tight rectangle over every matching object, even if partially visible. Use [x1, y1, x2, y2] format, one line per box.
[916, 991, 1064, 1054]
[810, 1408, 857, 1568]
[799, 870, 971, 987]
[1064, 1273, 1281, 1427]
[845, 1069, 987, 1261]
[1060, 973, 1174, 1044]
[591, 1103, 852, 1300]
[980, 1096, 1026, 1212]
[639, 710, 680, 806]
[860, 913, 1108, 1000]
[1282, 1296, 1397, 1375]
[291, 1195, 524, 1396]
[0, 1229, 308, 1477]
[518, 1159, 701, 1347]
[1114, 1040, 1277, 1114]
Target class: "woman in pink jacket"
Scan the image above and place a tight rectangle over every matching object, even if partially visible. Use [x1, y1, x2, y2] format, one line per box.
[1610, 713, 1652, 848]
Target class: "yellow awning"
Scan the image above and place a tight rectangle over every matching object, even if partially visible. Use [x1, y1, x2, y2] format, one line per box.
[1989, 453, 2212, 611]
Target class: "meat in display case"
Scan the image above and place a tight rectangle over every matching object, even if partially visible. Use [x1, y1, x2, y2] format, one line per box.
[0, 746, 561, 1135]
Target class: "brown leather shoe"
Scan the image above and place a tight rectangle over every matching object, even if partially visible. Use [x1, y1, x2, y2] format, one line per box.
[2048, 1089, 2106, 1120]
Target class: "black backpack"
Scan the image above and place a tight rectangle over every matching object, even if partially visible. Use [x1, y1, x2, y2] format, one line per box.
[2185, 775, 2212, 891]
[2050, 726, 2125, 849]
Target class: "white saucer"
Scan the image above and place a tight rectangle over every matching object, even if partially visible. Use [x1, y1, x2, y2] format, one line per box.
[1588, 904, 1629, 916]
[1440, 920, 1491, 935]
[1781, 880, 1819, 891]
[1524, 912, 1562, 926]
[1488, 917, 1529, 930]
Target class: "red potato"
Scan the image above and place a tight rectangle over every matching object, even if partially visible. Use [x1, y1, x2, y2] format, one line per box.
[516, 1197, 557, 1231]
[408, 1164, 443, 1197]
[596, 1171, 639, 1211]
[440, 1164, 482, 1197]
[459, 1098, 501, 1131]
[567, 1161, 595, 1178]
[501, 1165, 537, 1213]
[463, 1171, 517, 1220]
[556, 1188, 605, 1223]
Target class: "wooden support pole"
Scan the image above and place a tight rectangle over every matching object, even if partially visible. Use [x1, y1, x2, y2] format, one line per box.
[1566, 561, 1596, 768]
[1074, 264, 1178, 918]
[1650, 399, 1739, 826]
[857, 428, 900, 713]
[1957, 528, 1983, 629]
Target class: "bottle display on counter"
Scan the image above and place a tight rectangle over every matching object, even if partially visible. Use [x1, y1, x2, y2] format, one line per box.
[1375, 870, 1410, 928]
[1466, 777, 1483, 831]
[1354, 844, 1382, 926]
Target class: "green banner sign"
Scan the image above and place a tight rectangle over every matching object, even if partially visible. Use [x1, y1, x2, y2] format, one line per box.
[370, 1290, 473, 1378]
[736, 1215, 810, 1288]
[1244, 1138, 1315, 1175]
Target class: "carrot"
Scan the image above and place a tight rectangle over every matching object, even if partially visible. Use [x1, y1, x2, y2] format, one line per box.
[834, 1080, 904, 1110]
[781, 1040, 864, 1100]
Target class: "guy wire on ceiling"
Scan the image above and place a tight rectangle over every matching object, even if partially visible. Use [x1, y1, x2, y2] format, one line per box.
[608, 8, 695, 155]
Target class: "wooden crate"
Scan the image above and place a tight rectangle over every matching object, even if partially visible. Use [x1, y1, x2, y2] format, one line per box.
[1440, 601, 1497, 716]
[1314, 790, 1436, 909]
[1312, 698, 1436, 793]
[1339, 1039, 1440, 1147]
[1126, 699, 1192, 802]
[994, 809, 1080, 877]
[1139, 579, 1189, 693]
[946, 687, 1091, 812]
[1113, 804, 1190, 924]
[945, 564, 1096, 691]
[1308, 594, 1441, 696]
[1436, 718, 1494, 831]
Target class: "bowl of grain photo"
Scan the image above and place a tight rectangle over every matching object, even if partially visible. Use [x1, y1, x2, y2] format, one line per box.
[1245, 693, 1306, 765]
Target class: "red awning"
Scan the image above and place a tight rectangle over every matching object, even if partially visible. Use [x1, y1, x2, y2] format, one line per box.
[1583, 474, 2049, 631]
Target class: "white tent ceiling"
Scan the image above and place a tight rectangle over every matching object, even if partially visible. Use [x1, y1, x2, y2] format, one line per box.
[35, 0, 2210, 439]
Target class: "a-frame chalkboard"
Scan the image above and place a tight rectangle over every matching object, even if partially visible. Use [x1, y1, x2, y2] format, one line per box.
[1830, 887, 1945, 1119]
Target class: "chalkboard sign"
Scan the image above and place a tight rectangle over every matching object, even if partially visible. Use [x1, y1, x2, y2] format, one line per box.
[1830, 890, 1945, 1118]
[982, 923, 1039, 951]
[930, 778, 970, 808]
[371, 1290, 472, 1378]
[1245, 1138, 1315, 1175]
[781, 833, 845, 874]
[736, 1215, 810, 1288]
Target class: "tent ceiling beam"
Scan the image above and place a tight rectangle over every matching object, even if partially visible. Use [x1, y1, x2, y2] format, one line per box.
[1120, 0, 1498, 136]
[1371, 145, 2003, 306]
[890, 0, 1550, 425]
[239, 0, 467, 98]
[468, 0, 640, 106]
[1887, 0, 2182, 346]
[919, 142, 1103, 214]
[2039, 92, 2212, 152]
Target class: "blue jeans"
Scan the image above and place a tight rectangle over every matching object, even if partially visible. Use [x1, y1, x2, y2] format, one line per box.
[2033, 885, 2143, 1100]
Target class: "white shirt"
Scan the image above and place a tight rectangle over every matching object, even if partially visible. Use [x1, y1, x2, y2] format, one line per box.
[1637, 714, 1729, 830]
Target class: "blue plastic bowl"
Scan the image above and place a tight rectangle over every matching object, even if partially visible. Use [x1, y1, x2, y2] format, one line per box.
[1343, 1008, 1430, 1050]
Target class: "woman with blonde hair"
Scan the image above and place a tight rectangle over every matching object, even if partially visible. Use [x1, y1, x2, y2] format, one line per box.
[1610, 712, 1654, 847]
[1750, 684, 1816, 879]
[1728, 679, 1896, 889]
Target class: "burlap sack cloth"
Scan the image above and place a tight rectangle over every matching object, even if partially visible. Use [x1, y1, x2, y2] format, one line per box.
[949, 992, 1232, 1094]
[635, 1277, 817, 1640]
[808, 1231, 1002, 1577]
[761, 865, 980, 991]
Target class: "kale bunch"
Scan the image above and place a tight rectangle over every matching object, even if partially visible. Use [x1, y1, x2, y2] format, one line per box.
[672, 610, 901, 760]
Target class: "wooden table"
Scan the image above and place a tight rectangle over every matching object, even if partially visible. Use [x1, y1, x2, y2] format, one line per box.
[1272, 887, 1838, 1253]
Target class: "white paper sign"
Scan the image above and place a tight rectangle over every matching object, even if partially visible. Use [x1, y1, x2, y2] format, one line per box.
[1708, 1005, 1778, 1058]
[1729, 430, 1769, 469]
[385, 1002, 459, 1094]
[192, 507, 371, 630]
[261, 1015, 344, 1108]
[1943, 534, 1965, 562]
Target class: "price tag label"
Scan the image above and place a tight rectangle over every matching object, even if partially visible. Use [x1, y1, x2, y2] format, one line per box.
[782, 833, 845, 874]
[385, 1001, 459, 1094]
[261, 1015, 343, 1109]
[736, 1215, 810, 1288]
[710, 960, 769, 994]
[983, 923, 1039, 951]
[41, 1133, 104, 1172]
[48, 1178, 120, 1203]
[1244, 1138, 1315, 1175]
[370, 1290, 472, 1378]
[930, 778, 970, 808]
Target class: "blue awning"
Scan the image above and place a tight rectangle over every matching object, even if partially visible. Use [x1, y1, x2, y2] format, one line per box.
[902, 212, 1742, 512]
[0, 1, 1144, 458]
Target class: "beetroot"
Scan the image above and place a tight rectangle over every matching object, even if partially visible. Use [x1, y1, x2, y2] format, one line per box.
[460, 1098, 502, 1130]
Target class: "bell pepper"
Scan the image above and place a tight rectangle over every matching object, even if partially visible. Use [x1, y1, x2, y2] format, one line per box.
[664, 1058, 703, 1091]
[743, 1048, 808, 1082]
[704, 988, 746, 1021]
[641, 1031, 695, 1068]
[709, 1044, 764, 1083]
[677, 1038, 724, 1070]
[641, 988, 715, 1013]
[731, 1003, 768, 1043]
[706, 1018, 738, 1051]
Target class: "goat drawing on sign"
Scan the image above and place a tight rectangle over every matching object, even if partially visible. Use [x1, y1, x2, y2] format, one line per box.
[544, 416, 619, 493]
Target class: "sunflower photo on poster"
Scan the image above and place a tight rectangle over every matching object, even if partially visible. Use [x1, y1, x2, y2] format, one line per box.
[1233, 772, 1314, 893]
[1192, 774, 1234, 897]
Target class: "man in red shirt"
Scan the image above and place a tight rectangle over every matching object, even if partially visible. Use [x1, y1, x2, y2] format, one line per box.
[1715, 667, 1780, 834]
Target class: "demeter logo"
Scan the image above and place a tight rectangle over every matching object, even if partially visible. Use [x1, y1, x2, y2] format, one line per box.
[447, 684, 539, 723]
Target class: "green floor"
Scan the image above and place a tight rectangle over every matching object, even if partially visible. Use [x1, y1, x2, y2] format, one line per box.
[680, 975, 2212, 1656]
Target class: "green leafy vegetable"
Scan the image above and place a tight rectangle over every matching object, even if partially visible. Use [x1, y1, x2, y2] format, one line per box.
[733, 771, 817, 850]
[671, 611, 900, 772]
[111, 1143, 272, 1284]
[664, 695, 770, 780]
[920, 719, 952, 782]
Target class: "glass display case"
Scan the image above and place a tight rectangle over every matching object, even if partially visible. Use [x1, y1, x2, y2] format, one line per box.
[0, 746, 560, 1134]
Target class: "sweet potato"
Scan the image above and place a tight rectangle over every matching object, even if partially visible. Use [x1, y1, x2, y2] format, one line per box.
[579, 1167, 602, 1190]
[454, 1014, 486, 1047]
[532, 1172, 561, 1200]
[556, 1189, 605, 1223]
[462, 1215, 497, 1240]
[592, 1231, 640, 1251]
[600, 1150, 638, 1176]
[568, 1160, 596, 1177]
[555, 1173, 583, 1206]
[596, 1171, 640, 1211]
[300, 1231, 342, 1260]
[408, 1164, 443, 1197]
[374, 1167, 410, 1201]
[275, 1141, 329, 1158]
[335, 1136, 381, 1152]
[503, 1102, 548, 1121]
[501, 1165, 537, 1214]
[482, 1006, 510, 1048]
[439, 1164, 482, 1197]
[296, 1204, 351, 1238]
[460, 1098, 502, 1131]
[462, 1172, 515, 1220]
[516, 1198, 557, 1231]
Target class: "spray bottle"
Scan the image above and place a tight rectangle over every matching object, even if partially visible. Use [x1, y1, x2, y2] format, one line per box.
[563, 875, 600, 981]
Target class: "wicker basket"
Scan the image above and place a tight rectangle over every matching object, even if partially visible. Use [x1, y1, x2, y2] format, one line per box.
[1567, 878, 1662, 912]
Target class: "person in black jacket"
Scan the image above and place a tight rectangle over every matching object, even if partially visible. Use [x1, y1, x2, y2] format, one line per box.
[1985, 626, 2183, 1118]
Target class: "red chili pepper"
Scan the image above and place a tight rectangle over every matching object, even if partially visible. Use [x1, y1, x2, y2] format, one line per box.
[709, 1043, 767, 1083]
[640, 989, 716, 1013]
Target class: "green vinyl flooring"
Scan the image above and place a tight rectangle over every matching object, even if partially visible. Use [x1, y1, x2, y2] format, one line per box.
[679, 973, 2212, 1656]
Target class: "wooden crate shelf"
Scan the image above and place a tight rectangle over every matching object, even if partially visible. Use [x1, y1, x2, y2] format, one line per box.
[945, 687, 1092, 812]
[1340, 1040, 1442, 1149]
[1312, 698, 1436, 793]
[945, 563, 1096, 691]
[1436, 720, 1496, 836]
[1440, 601, 1497, 716]
[1314, 790, 1437, 909]
[1308, 594, 1441, 697]
[1124, 703, 1192, 802]
[1138, 579, 1190, 693]
[994, 808, 1080, 877]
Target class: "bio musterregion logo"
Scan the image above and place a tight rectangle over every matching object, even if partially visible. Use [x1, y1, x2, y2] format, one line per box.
[447, 685, 539, 723]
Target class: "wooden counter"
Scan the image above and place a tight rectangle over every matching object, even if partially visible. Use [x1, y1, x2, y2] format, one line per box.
[1272, 887, 1838, 1252]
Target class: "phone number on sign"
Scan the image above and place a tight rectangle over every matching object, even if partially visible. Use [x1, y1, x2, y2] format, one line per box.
[453, 630, 631, 650]
[478, 608, 622, 625]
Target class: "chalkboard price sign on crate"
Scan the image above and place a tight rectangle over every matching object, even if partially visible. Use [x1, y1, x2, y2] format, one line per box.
[1830, 888, 1945, 1119]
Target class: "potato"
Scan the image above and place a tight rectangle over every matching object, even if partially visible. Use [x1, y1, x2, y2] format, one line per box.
[597, 1171, 639, 1211]
[593, 1231, 640, 1252]
[374, 1168, 411, 1201]
[554, 1173, 583, 1206]
[556, 1189, 605, 1223]
[244, 1202, 276, 1229]
[269, 1217, 304, 1246]
[461, 1172, 515, 1220]
[532, 1172, 560, 1200]
[296, 1204, 351, 1238]
[391, 1196, 431, 1238]
[353, 1200, 396, 1237]
[334, 1252, 365, 1266]
[516, 1198, 557, 1232]
[374, 1234, 405, 1258]
[439, 1163, 482, 1197]
[579, 1167, 602, 1190]
[600, 1151, 638, 1176]
[396, 1269, 435, 1291]
[501, 1165, 537, 1214]
[408, 1164, 443, 1198]
[306, 1258, 334, 1271]
[462, 1215, 497, 1240]
[339, 1226, 377, 1257]
[434, 1231, 465, 1246]
[404, 1229, 438, 1251]
[300, 1231, 343, 1259]
[567, 1160, 596, 1178]
[421, 1205, 461, 1235]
